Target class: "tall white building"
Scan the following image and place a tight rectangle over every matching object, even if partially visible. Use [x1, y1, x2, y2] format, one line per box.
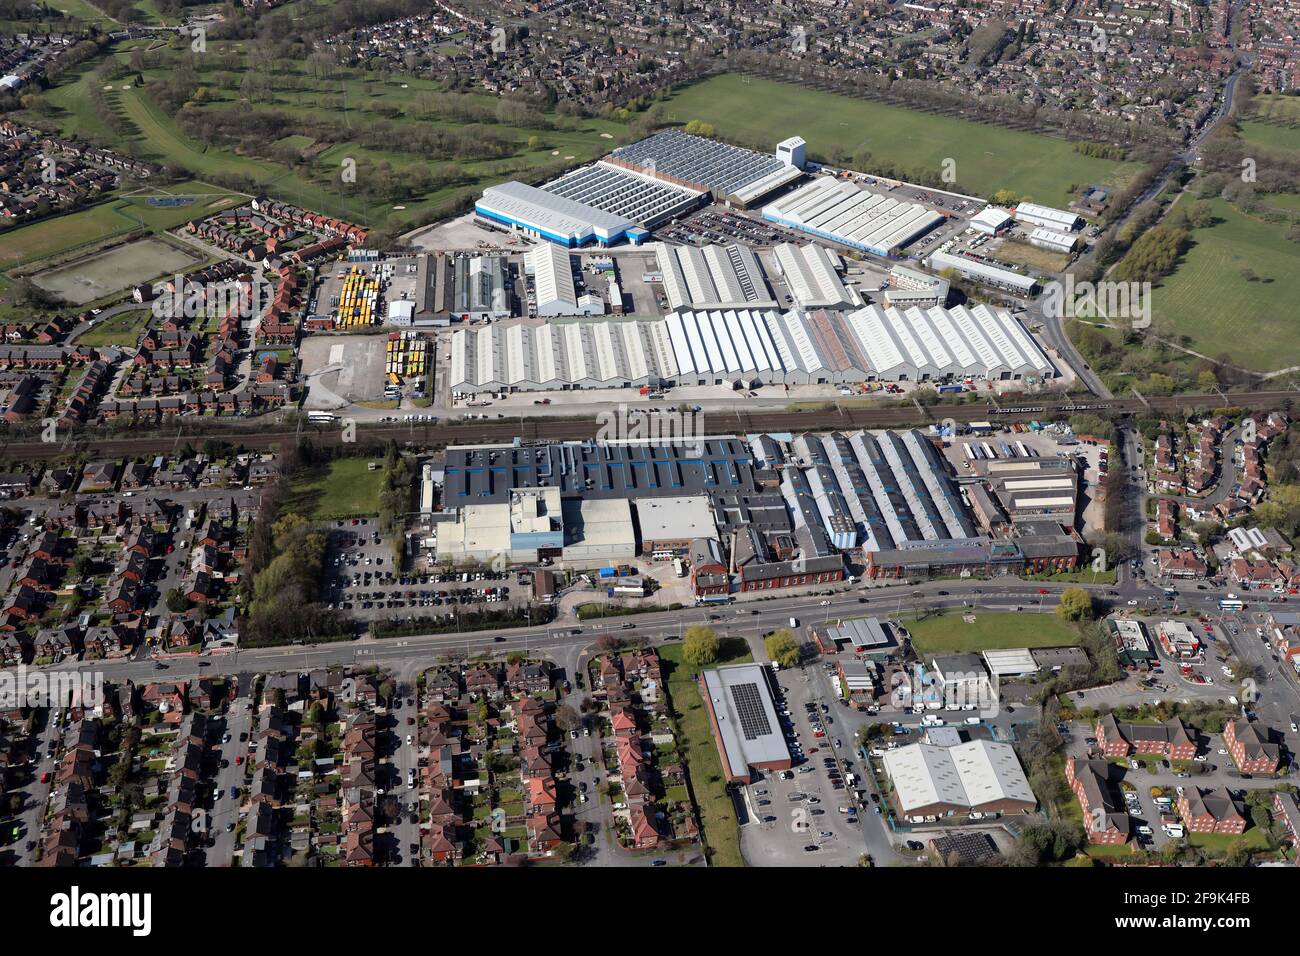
[776, 136, 807, 170]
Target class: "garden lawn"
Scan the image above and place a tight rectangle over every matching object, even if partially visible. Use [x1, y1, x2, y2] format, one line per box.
[904, 611, 1080, 656]
[75, 309, 153, 348]
[1188, 827, 1272, 853]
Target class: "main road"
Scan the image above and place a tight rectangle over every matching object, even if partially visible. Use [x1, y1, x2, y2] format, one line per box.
[10, 572, 1257, 690]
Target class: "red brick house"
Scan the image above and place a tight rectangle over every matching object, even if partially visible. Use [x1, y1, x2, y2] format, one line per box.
[1065, 757, 1130, 845]
[342, 828, 374, 867]
[1272, 791, 1300, 862]
[526, 775, 558, 816]
[425, 822, 462, 864]
[1177, 787, 1246, 835]
[690, 537, 730, 597]
[1224, 717, 1280, 774]
[465, 663, 502, 697]
[1095, 715, 1197, 761]
[526, 813, 563, 854]
[627, 804, 661, 849]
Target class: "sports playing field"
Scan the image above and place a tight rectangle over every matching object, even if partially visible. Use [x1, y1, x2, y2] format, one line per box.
[31, 237, 200, 304]
[0, 184, 242, 268]
[661, 75, 1142, 208]
[1151, 196, 1300, 371]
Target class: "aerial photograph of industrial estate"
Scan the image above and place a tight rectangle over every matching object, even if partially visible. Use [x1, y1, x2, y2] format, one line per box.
[0, 0, 1299, 930]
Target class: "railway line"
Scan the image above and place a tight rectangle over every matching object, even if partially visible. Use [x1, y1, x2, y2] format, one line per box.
[0, 389, 1293, 461]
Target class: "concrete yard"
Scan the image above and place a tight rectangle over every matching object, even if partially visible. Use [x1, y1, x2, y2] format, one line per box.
[300, 333, 392, 407]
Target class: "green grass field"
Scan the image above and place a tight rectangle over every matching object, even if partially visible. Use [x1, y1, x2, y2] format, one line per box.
[76, 308, 152, 347]
[116, 87, 288, 183]
[0, 185, 242, 268]
[14, 39, 630, 229]
[285, 457, 386, 520]
[1187, 827, 1271, 854]
[1242, 95, 1300, 153]
[104, 71, 624, 225]
[660, 638, 752, 868]
[661, 75, 1142, 208]
[49, 0, 117, 21]
[1151, 197, 1300, 371]
[1084, 842, 1136, 860]
[1263, 193, 1300, 214]
[1241, 120, 1300, 153]
[904, 612, 1080, 656]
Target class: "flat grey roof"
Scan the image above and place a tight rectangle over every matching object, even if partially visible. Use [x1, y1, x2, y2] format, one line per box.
[611, 130, 791, 195]
[442, 439, 763, 504]
[479, 180, 634, 237]
[543, 162, 701, 227]
[826, 617, 893, 650]
[700, 663, 790, 776]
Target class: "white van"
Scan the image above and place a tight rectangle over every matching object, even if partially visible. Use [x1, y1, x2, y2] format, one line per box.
[789, 617, 799, 628]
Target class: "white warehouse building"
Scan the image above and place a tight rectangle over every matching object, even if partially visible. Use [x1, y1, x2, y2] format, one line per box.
[770, 242, 857, 310]
[476, 180, 645, 247]
[1027, 227, 1081, 254]
[926, 249, 1038, 294]
[1013, 201, 1083, 232]
[527, 244, 604, 317]
[971, 206, 1014, 235]
[655, 242, 779, 311]
[449, 301, 1054, 392]
[762, 176, 945, 256]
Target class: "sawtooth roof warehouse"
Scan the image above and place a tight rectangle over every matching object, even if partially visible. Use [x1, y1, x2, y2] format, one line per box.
[450, 302, 1053, 392]
[427, 430, 1082, 583]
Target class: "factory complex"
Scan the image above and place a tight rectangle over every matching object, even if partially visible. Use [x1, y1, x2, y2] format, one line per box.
[474, 130, 806, 249]
[422, 427, 1084, 589]
[448, 296, 1053, 394]
[302, 128, 1079, 414]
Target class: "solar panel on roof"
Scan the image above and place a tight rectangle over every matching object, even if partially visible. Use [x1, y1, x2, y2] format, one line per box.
[729, 682, 772, 740]
[611, 130, 790, 196]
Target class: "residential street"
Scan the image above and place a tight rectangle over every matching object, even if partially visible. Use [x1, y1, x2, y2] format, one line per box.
[387, 686, 419, 866]
[206, 693, 254, 867]
[4, 711, 60, 866]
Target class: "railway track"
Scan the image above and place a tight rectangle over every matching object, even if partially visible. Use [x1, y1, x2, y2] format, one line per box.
[0, 389, 1293, 460]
